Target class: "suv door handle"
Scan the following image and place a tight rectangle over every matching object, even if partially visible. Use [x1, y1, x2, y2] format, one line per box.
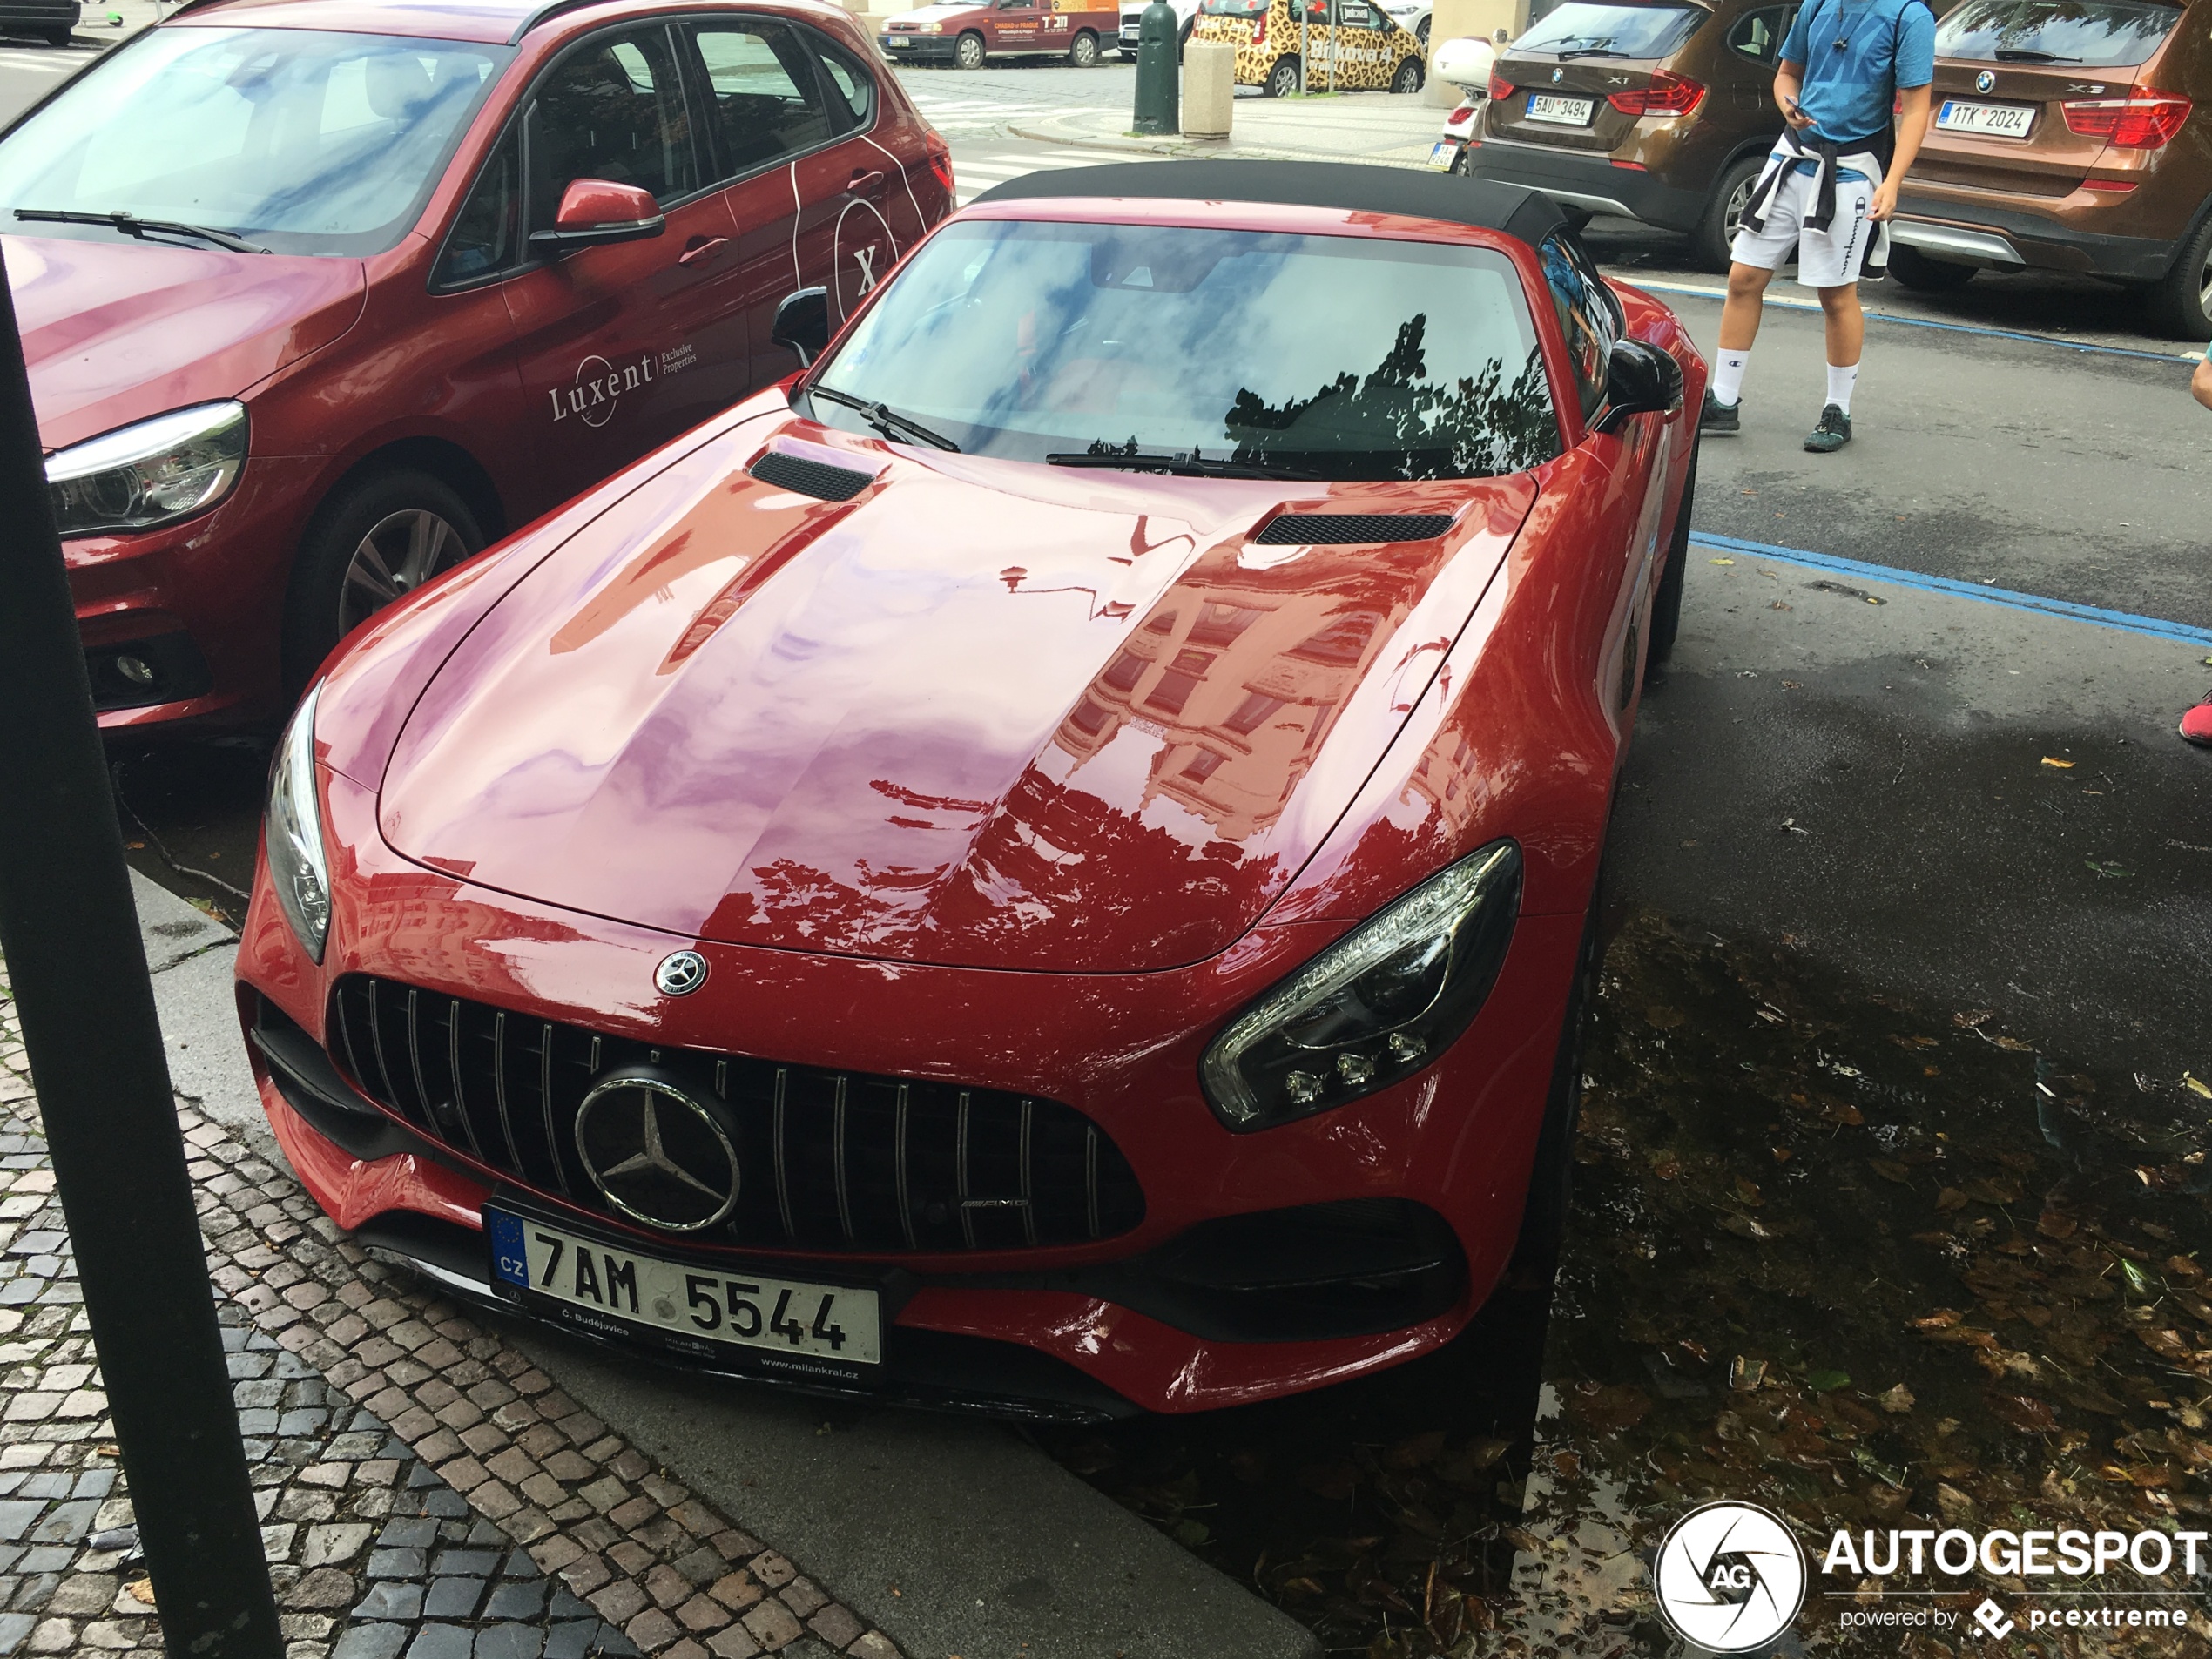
[678, 236, 729, 267]
[846, 170, 886, 195]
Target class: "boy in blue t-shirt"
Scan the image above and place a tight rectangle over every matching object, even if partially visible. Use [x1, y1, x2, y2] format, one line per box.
[1697, 0, 1936, 453]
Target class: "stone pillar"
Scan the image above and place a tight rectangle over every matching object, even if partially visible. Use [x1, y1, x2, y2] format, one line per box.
[1183, 38, 1235, 138]
[1425, 0, 1524, 105]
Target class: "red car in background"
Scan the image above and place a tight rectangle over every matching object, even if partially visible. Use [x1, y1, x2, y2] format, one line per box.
[237, 162, 1702, 1419]
[0, 0, 950, 726]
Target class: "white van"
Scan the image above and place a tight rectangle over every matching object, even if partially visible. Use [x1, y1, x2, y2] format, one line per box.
[1116, 0, 1199, 57]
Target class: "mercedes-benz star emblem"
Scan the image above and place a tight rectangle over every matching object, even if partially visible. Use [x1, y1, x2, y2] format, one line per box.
[654, 950, 709, 996]
[575, 1075, 739, 1231]
[1976, 68, 1995, 92]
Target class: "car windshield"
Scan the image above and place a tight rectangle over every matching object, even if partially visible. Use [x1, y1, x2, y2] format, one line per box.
[1514, 1, 1703, 58]
[1198, 0, 1270, 12]
[1932, 0, 2180, 65]
[0, 26, 512, 258]
[807, 219, 1560, 482]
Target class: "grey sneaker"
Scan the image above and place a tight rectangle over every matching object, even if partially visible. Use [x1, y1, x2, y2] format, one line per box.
[1804, 404, 1852, 453]
[1699, 390, 1741, 435]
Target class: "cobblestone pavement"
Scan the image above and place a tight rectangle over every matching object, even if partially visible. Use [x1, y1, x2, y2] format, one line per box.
[0, 960, 900, 1659]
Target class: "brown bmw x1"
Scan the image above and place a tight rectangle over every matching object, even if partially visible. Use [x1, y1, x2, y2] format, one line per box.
[1890, 0, 2212, 338]
[1450, 0, 1804, 270]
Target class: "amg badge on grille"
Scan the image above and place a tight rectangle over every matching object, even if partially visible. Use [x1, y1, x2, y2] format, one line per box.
[654, 950, 708, 996]
[574, 1073, 740, 1231]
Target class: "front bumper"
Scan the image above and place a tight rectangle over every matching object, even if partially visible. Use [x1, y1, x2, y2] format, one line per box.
[1892, 190, 2183, 283]
[237, 766, 1581, 1417]
[880, 32, 960, 59]
[66, 453, 319, 729]
[1456, 135, 1707, 233]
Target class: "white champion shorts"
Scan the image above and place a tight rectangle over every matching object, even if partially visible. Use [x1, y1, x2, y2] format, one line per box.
[1730, 159, 1875, 289]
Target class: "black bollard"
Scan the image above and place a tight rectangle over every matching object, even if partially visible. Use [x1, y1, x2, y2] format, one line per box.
[1131, 0, 1178, 135]
[0, 249, 283, 1654]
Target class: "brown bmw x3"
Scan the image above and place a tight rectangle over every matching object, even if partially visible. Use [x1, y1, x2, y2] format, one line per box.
[1890, 0, 2212, 338]
[1450, 0, 1804, 270]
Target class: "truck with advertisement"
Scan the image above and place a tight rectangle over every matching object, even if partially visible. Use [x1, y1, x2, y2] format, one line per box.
[880, 0, 1121, 66]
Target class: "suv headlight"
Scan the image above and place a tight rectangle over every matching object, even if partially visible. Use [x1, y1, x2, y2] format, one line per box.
[1201, 841, 1522, 1130]
[45, 401, 246, 537]
[266, 685, 332, 964]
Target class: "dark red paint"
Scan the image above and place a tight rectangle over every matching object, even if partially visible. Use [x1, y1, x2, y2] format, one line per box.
[13, 0, 952, 730]
[236, 196, 1705, 1413]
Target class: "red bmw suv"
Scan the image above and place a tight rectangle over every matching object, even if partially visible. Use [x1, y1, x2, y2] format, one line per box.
[0, 0, 951, 726]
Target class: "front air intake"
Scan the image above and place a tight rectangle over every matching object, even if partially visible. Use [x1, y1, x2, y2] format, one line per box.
[748, 450, 876, 502]
[1253, 513, 1457, 545]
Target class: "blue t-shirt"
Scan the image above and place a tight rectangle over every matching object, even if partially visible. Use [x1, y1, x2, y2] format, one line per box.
[1778, 0, 1935, 147]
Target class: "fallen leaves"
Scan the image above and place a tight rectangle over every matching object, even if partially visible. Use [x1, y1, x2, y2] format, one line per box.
[1877, 1383, 1915, 1414]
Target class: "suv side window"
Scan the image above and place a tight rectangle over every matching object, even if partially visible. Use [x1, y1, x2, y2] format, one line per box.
[1539, 230, 1620, 417]
[526, 25, 698, 226]
[688, 21, 834, 179]
[435, 125, 522, 287]
[808, 35, 875, 134]
[1729, 5, 1798, 64]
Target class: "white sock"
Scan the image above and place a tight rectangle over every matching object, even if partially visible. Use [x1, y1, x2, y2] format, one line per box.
[1826, 362, 1858, 415]
[1713, 349, 1750, 407]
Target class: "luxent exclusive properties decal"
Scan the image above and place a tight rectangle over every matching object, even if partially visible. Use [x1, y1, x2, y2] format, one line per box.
[1654, 1501, 1810, 1650]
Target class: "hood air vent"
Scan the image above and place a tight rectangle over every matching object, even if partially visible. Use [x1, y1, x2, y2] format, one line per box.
[1253, 513, 1456, 546]
[749, 450, 876, 502]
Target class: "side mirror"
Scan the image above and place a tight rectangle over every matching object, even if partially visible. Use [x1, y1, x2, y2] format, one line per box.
[527, 179, 665, 256]
[772, 286, 831, 368]
[1594, 339, 1683, 434]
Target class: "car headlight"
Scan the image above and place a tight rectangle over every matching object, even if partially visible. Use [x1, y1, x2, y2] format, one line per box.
[1200, 840, 1522, 1130]
[266, 685, 332, 964]
[44, 401, 246, 537]
[916, 21, 942, 30]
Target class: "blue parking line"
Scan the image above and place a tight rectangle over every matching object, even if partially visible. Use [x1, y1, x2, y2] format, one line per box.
[1636, 278, 2206, 366]
[1691, 531, 2212, 649]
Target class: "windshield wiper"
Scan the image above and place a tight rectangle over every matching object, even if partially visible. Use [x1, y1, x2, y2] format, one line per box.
[15, 208, 270, 255]
[1046, 448, 1315, 480]
[1992, 47, 2079, 60]
[807, 385, 961, 452]
[1555, 46, 1632, 58]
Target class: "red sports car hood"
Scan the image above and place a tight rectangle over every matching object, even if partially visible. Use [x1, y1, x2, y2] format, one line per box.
[6, 233, 366, 451]
[379, 423, 1536, 973]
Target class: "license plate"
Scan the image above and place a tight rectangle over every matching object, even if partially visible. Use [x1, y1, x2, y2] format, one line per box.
[488, 1208, 881, 1365]
[1429, 138, 1457, 169]
[1525, 92, 1595, 125]
[887, 34, 913, 44]
[1936, 98, 2034, 138]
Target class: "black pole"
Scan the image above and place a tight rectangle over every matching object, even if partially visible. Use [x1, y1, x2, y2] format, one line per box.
[0, 249, 281, 1655]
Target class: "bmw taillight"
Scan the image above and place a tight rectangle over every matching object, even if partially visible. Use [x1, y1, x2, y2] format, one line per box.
[2061, 91, 2192, 148]
[927, 134, 954, 198]
[1607, 69, 1704, 117]
[1488, 69, 1514, 100]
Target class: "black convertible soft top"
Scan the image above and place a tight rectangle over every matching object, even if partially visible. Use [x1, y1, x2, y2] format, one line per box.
[969, 159, 1568, 248]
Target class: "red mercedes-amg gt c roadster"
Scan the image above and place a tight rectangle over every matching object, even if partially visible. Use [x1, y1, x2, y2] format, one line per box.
[237, 161, 1704, 1420]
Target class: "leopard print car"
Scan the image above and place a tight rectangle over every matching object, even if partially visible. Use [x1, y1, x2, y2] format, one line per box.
[1190, 0, 1425, 97]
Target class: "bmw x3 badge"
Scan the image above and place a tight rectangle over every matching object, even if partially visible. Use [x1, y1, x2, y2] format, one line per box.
[654, 950, 709, 996]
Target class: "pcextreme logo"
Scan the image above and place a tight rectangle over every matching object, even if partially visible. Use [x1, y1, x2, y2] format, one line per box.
[1653, 1501, 1808, 1651]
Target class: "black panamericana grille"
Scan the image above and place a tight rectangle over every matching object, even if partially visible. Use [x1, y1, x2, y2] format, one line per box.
[747, 450, 876, 502]
[327, 977, 1143, 1254]
[1253, 513, 1457, 546]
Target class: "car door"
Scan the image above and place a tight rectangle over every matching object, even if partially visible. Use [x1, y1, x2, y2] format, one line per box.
[774, 27, 914, 332]
[1539, 231, 1669, 726]
[807, 24, 935, 260]
[992, 0, 1043, 51]
[502, 23, 752, 490]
